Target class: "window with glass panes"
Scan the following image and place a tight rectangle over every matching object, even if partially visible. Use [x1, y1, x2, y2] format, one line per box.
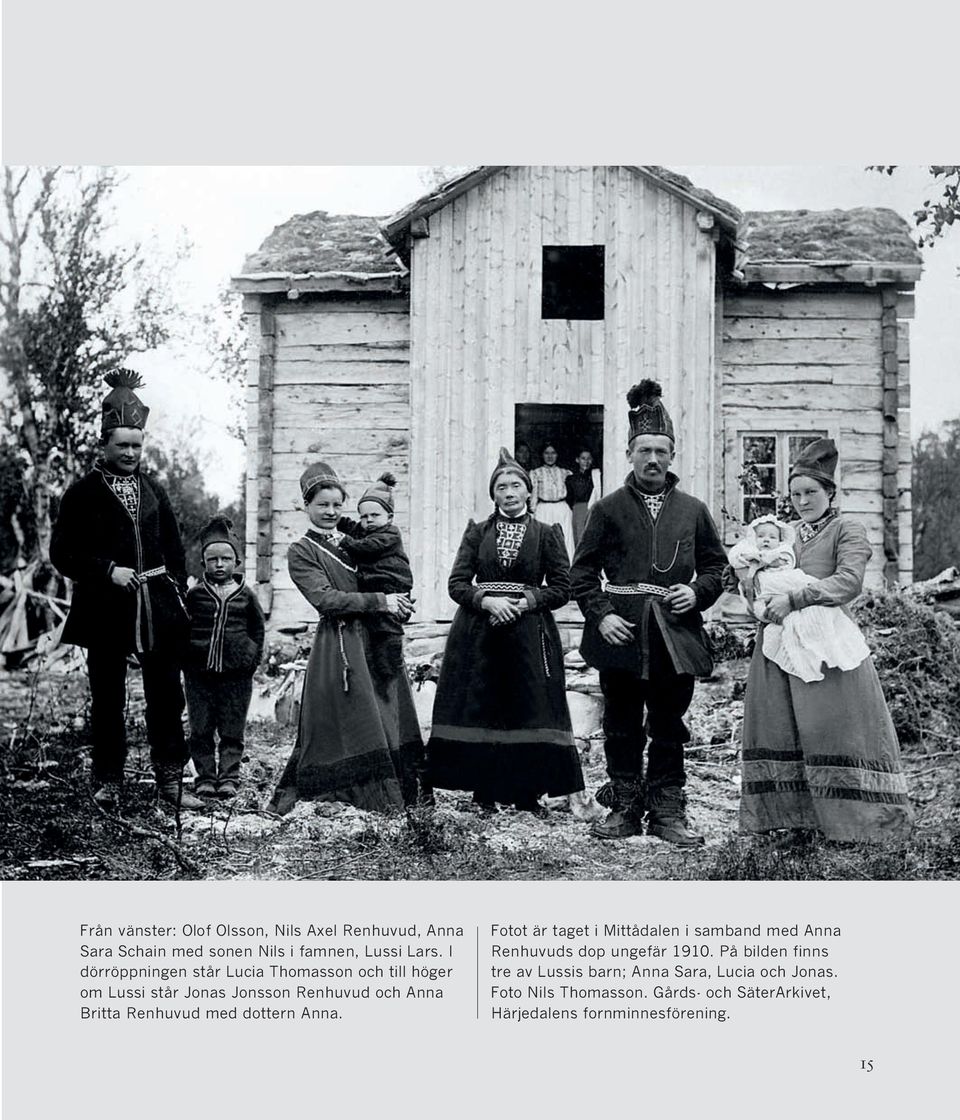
[739, 431, 828, 523]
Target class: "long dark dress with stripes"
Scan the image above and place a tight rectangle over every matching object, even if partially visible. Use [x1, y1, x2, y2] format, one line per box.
[739, 513, 913, 841]
[426, 512, 584, 804]
[268, 530, 423, 815]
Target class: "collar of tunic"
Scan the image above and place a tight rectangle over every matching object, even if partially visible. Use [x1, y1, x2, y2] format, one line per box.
[796, 507, 837, 544]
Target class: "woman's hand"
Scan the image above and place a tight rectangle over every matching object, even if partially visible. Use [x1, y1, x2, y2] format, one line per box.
[483, 596, 523, 626]
[763, 593, 792, 624]
[385, 593, 415, 619]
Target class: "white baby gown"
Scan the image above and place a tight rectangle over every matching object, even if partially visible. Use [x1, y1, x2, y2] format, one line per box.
[729, 537, 871, 683]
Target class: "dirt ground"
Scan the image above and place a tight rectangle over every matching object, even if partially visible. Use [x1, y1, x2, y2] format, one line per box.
[2, 656, 957, 883]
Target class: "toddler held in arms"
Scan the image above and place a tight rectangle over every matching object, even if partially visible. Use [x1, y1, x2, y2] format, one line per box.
[728, 514, 870, 683]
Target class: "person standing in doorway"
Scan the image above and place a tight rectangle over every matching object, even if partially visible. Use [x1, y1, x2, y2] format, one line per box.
[530, 442, 575, 562]
[571, 380, 726, 845]
[566, 447, 602, 548]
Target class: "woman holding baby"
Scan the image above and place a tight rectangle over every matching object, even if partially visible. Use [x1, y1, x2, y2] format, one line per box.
[735, 439, 913, 844]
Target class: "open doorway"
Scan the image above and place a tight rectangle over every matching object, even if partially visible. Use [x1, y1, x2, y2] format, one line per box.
[514, 403, 604, 477]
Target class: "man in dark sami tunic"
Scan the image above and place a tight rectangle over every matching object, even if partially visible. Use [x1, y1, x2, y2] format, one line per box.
[51, 370, 200, 810]
[571, 380, 726, 845]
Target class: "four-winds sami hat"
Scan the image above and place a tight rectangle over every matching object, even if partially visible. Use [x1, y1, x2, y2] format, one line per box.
[299, 461, 344, 504]
[359, 472, 397, 514]
[789, 437, 839, 489]
[489, 446, 532, 499]
[101, 368, 150, 432]
[200, 515, 242, 561]
[626, 379, 675, 444]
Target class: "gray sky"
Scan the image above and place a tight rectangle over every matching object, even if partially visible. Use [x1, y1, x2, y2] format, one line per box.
[119, 165, 960, 503]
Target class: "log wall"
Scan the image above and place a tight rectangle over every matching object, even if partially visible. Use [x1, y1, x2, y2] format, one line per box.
[244, 294, 412, 631]
[721, 287, 914, 587]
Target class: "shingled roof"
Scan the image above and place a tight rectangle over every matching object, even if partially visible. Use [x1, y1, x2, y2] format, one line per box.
[741, 207, 921, 265]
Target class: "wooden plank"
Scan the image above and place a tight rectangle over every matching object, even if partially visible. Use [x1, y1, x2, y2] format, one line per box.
[268, 454, 409, 483]
[742, 263, 922, 284]
[275, 343, 410, 364]
[269, 382, 409, 407]
[273, 297, 409, 316]
[272, 427, 411, 456]
[723, 383, 881, 411]
[273, 361, 412, 386]
[273, 400, 409, 428]
[723, 337, 881, 365]
[275, 312, 410, 348]
[723, 317, 879, 341]
[723, 290, 881, 319]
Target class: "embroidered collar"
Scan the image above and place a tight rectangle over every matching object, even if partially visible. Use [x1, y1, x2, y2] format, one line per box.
[202, 573, 244, 601]
[796, 507, 838, 544]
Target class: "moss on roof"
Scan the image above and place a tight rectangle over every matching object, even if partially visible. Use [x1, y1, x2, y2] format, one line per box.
[240, 211, 402, 276]
[742, 207, 921, 264]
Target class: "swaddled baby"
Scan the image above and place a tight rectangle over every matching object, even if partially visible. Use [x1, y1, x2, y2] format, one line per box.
[728, 515, 870, 683]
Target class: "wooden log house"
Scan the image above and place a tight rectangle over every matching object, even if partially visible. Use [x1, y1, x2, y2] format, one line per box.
[232, 167, 921, 638]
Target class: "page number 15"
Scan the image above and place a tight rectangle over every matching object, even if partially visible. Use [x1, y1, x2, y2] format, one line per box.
[860, 1060, 874, 1073]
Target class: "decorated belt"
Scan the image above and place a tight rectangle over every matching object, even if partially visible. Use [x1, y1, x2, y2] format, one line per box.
[476, 581, 530, 593]
[137, 565, 168, 580]
[604, 582, 669, 597]
[536, 498, 566, 503]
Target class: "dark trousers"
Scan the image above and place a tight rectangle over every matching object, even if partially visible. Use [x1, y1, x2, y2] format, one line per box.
[184, 672, 253, 784]
[599, 623, 695, 793]
[86, 647, 187, 784]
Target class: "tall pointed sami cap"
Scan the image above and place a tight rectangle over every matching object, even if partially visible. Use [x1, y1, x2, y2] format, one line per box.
[199, 515, 242, 561]
[626, 379, 675, 444]
[489, 446, 532, 499]
[788, 437, 838, 489]
[101, 368, 149, 432]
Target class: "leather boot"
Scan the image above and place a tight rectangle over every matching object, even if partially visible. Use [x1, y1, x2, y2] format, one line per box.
[646, 786, 704, 847]
[155, 766, 205, 811]
[591, 780, 644, 840]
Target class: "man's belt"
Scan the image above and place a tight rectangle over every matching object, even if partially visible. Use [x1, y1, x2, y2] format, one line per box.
[138, 565, 168, 581]
[603, 582, 669, 597]
[134, 564, 180, 653]
[476, 581, 530, 593]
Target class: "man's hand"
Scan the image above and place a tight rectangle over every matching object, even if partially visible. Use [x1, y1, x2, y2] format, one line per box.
[110, 566, 140, 591]
[762, 593, 792, 624]
[598, 613, 636, 646]
[663, 584, 696, 613]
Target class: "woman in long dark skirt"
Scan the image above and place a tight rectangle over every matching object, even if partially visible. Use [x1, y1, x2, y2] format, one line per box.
[268, 461, 424, 816]
[739, 438, 914, 844]
[427, 448, 584, 816]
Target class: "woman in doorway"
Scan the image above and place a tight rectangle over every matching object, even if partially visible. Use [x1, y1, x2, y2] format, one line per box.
[739, 438, 914, 844]
[267, 461, 425, 815]
[426, 448, 584, 816]
[530, 442, 575, 562]
[565, 447, 602, 550]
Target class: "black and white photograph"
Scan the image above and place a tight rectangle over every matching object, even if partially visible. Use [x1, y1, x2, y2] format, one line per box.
[2, 163, 959, 884]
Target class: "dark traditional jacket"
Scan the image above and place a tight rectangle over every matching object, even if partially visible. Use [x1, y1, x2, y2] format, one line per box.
[570, 472, 726, 676]
[449, 512, 570, 615]
[51, 467, 188, 654]
[185, 575, 265, 677]
[337, 517, 414, 594]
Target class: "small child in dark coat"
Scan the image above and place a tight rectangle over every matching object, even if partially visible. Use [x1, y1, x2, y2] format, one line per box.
[338, 473, 413, 696]
[184, 516, 265, 800]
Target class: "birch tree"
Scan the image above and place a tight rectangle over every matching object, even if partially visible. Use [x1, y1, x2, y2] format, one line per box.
[0, 166, 179, 560]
